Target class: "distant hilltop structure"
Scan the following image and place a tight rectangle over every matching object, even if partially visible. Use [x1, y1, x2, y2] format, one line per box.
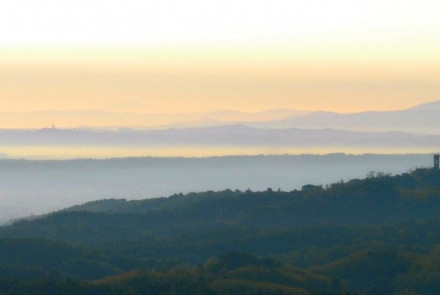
[434, 155, 439, 170]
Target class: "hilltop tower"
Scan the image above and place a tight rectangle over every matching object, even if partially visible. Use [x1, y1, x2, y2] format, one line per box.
[434, 155, 439, 170]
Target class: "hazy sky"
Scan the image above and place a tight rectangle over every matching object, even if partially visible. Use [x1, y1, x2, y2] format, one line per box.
[1, 0, 439, 118]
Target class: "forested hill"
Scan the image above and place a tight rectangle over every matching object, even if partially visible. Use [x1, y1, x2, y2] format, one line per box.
[5, 167, 437, 241]
[66, 167, 440, 218]
[1, 168, 440, 294]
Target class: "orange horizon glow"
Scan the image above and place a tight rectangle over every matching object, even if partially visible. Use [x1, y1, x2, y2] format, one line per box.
[1, 1, 439, 128]
[0, 50, 438, 118]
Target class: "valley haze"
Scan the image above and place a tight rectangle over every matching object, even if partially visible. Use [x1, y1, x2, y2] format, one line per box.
[0, 101, 438, 223]
[0, 154, 433, 224]
[1, 101, 440, 159]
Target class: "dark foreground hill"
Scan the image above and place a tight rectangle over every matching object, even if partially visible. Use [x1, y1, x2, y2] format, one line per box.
[1, 168, 440, 294]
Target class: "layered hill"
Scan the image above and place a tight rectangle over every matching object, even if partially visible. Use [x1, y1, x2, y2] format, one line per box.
[1, 100, 440, 134]
[1, 125, 440, 148]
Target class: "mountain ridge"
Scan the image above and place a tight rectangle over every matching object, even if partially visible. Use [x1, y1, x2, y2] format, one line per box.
[0, 124, 438, 148]
[249, 100, 440, 133]
[1, 100, 439, 131]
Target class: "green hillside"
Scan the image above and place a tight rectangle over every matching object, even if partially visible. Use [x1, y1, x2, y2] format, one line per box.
[0, 168, 440, 294]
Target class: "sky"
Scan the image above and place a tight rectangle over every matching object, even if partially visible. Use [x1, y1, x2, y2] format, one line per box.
[1, 0, 440, 123]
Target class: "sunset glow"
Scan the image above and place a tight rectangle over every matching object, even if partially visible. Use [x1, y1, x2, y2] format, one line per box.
[0, 0, 439, 127]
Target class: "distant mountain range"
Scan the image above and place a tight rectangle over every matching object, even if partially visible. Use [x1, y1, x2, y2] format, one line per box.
[0, 124, 439, 150]
[1, 101, 440, 133]
[158, 100, 440, 133]
[247, 101, 440, 133]
[0, 109, 307, 130]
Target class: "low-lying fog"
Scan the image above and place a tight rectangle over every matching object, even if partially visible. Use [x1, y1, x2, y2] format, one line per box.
[0, 154, 432, 224]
